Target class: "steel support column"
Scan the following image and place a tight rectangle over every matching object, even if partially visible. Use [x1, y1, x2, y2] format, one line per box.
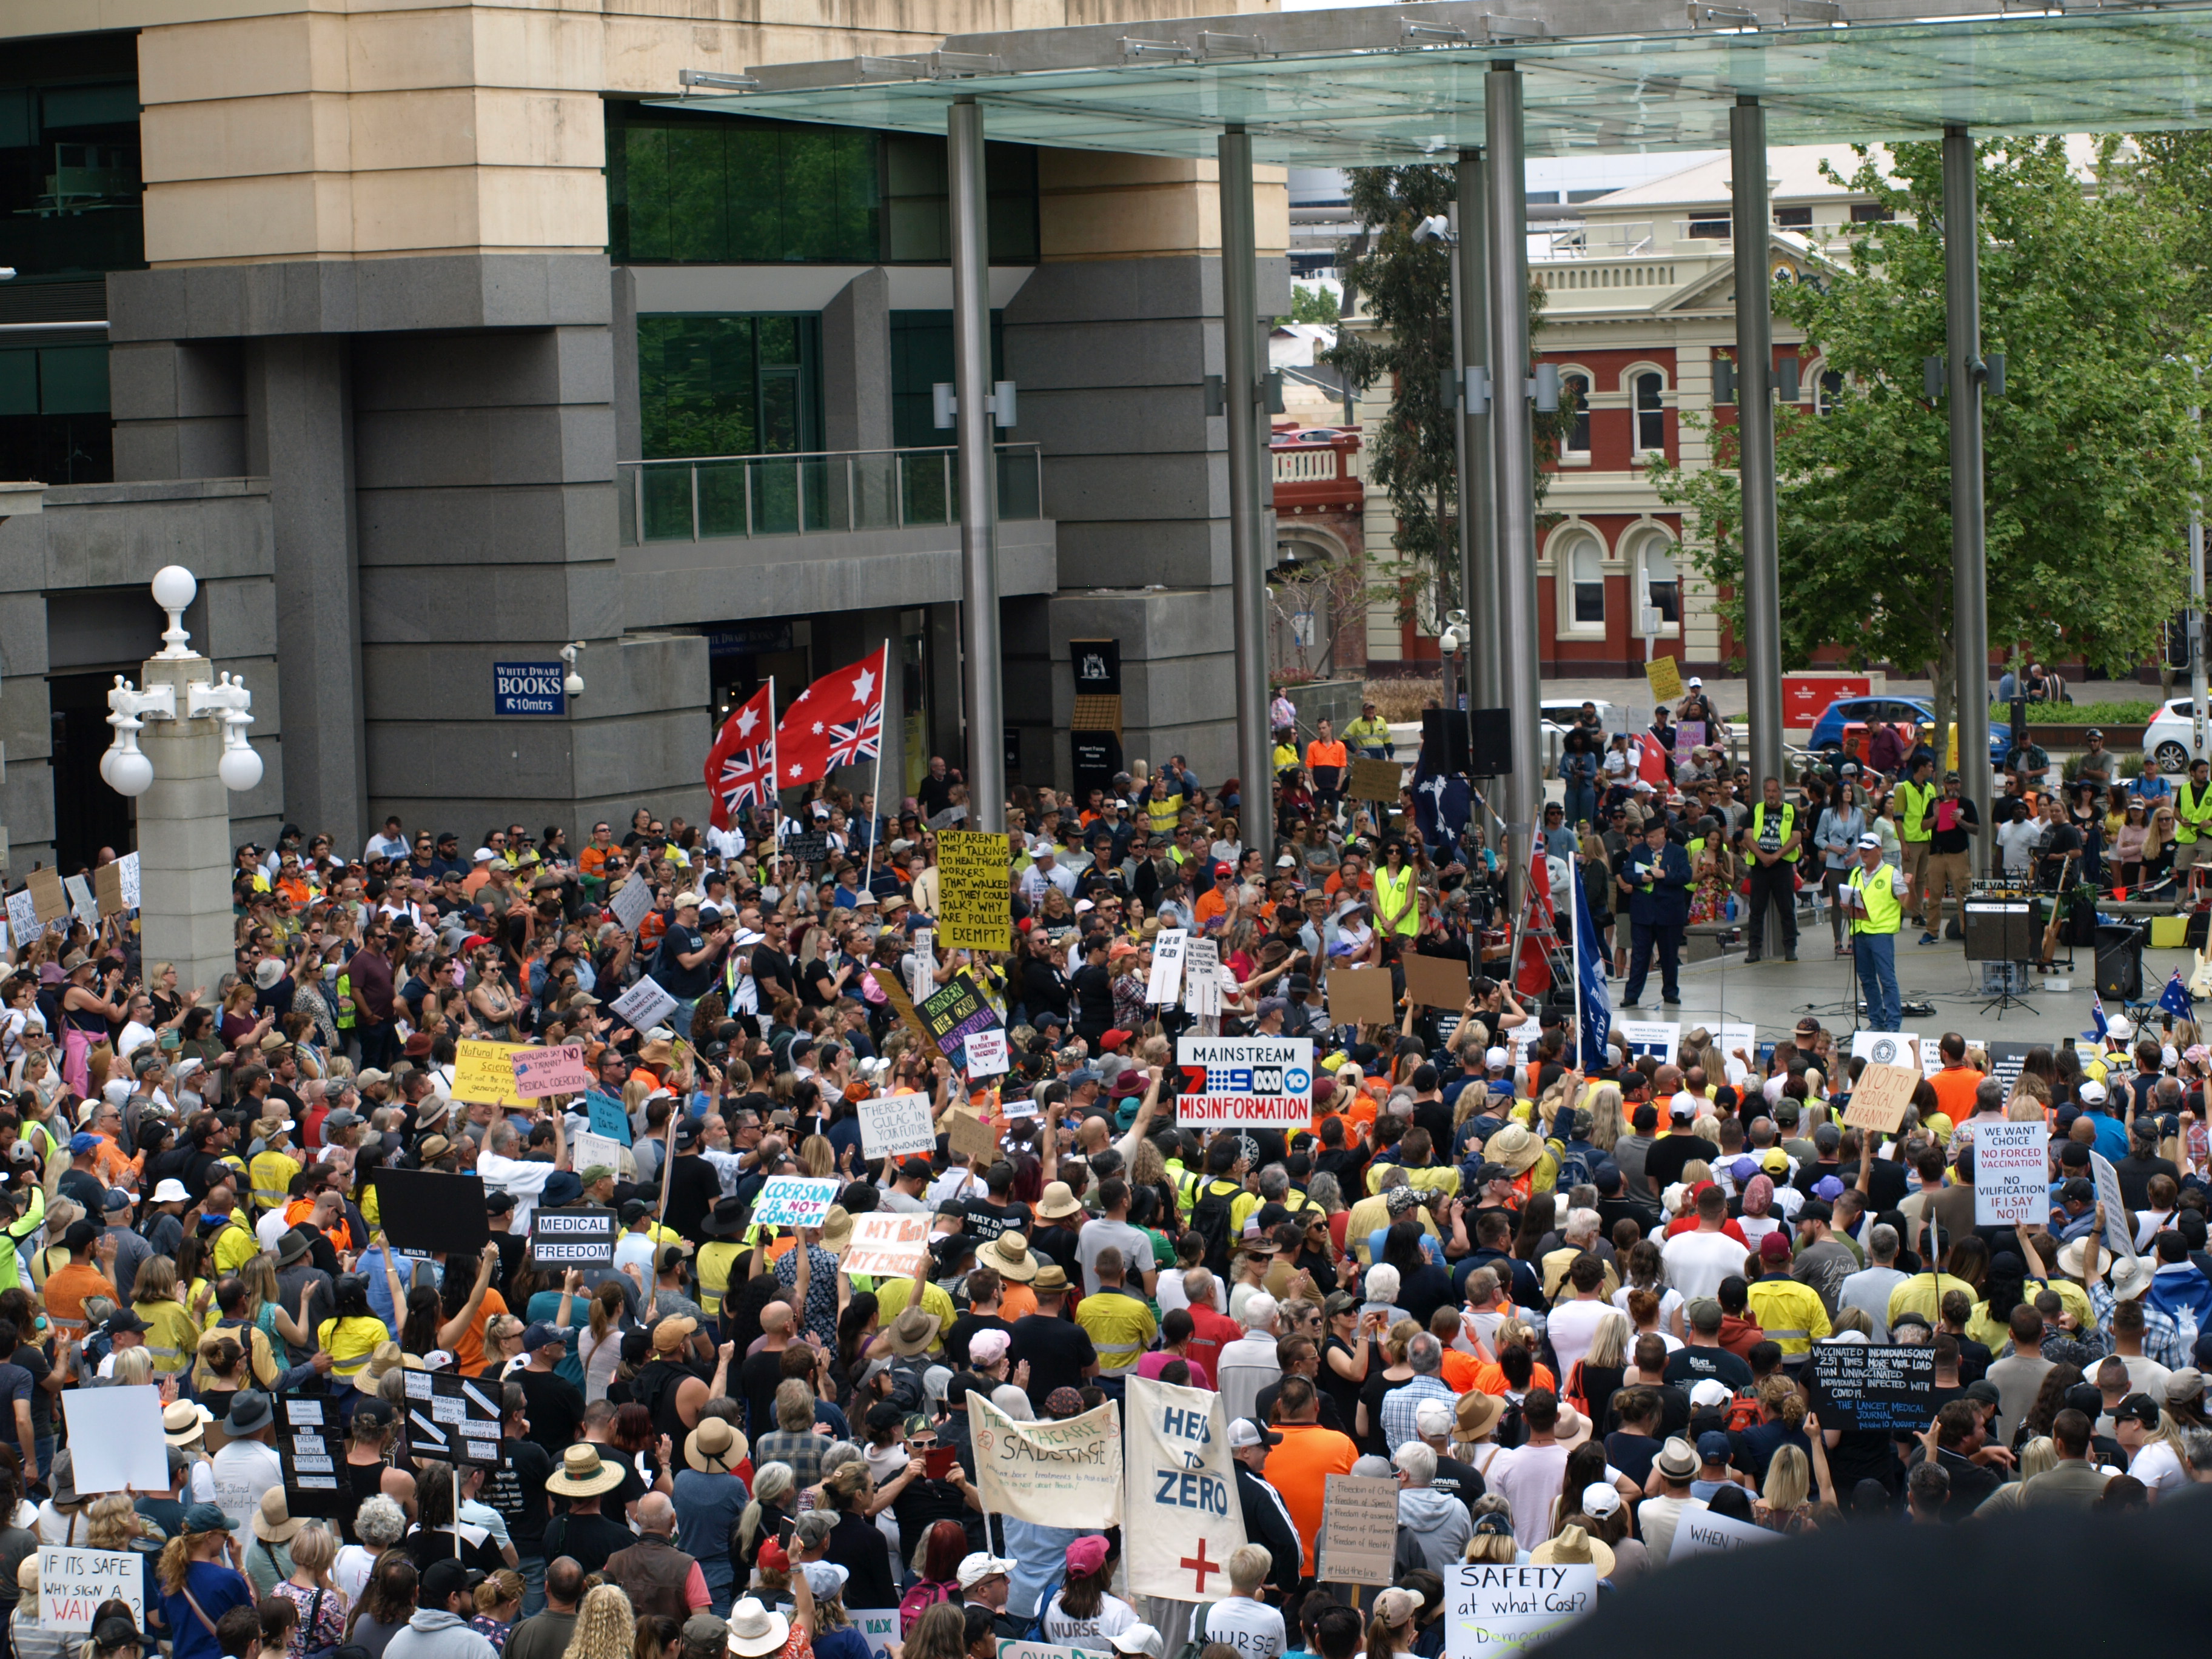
[1456, 150, 1498, 712]
[1221, 126, 1274, 854]
[1486, 67, 1540, 911]
[1731, 97, 1784, 790]
[1945, 125, 1994, 866]
[949, 99, 1005, 828]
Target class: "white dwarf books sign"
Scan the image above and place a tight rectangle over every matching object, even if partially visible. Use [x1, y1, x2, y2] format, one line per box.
[1122, 1375, 1246, 1600]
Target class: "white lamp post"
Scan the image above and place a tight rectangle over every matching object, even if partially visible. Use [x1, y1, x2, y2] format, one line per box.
[101, 566, 261, 999]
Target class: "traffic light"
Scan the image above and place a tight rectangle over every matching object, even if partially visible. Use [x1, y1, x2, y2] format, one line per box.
[2167, 614, 2196, 672]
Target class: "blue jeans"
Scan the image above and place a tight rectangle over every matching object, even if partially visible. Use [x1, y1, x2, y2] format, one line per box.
[33, 1434, 51, 1483]
[1563, 781, 1597, 832]
[1854, 930, 1901, 1031]
[517, 1552, 547, 1618]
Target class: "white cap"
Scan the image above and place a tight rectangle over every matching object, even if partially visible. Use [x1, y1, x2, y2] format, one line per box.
[1689, 1378, 1733, 1409]
[672, 891, 703, 909]
[1580, 1481, 1622, 1518]
[1688, 676, 1704, 687]
[152, 1179, 191, 1203]
[472, 847, 497, 863]
[1856, 833, 1882, 850]
[1485, 1046, 1509, 1070]
[1415, 1399, 1455, 1438]
[1669, 1090, 1697, 1120]
[956, 1553, 1014, 1591]
[2079, 1079, 2107, 1104]
[1111, 1627, 1164, 1659]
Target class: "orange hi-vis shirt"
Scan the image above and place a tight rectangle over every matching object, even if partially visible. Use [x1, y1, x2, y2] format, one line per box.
[1307, 739, 1348, 772]
[1264, 1423, 1359, 1574]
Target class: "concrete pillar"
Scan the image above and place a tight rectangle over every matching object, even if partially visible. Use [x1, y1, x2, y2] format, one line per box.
[246, 336, 365, 849]
[1455, 152, 1497, 712]
[1731, 98, 1785, 791]
[822, 268, 894, 454]
[1945, 126, 1994, 867]
[135, 654, 236, 999]
[1219, 126, 1274, 856]
[949, 99, 1006, 831]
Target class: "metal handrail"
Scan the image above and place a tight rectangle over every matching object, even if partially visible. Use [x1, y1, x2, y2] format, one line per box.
[616, 443, 1044, 544]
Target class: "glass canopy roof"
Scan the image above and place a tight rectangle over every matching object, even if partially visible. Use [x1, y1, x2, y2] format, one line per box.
[655, 0, 2212, 165]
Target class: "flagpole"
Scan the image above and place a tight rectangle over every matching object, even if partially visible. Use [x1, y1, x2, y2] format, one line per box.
[865, 647, 886, 882]
[762, 673, 778, 837]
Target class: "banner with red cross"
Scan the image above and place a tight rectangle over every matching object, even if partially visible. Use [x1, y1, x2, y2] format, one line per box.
[1122, 1374, 1250, 1601]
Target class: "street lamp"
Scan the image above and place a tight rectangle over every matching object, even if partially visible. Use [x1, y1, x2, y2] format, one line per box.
[101, 567, 261, 793]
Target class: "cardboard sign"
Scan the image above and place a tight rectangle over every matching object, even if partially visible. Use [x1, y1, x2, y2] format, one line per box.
[1175, 1036, 1315, 1129]
[938, 829, 1013, 953]
[92, 860, 127, 918]
[1843, 1061, 1920, 1134]
[572, 1130, 624, 1178]
[1315, 1472, 1399, 1586]
[1347, 756, 1402, 803]
[38, 1547, 142, 1633]
[1403, 952, 1472, 1010]
[1446, 1563, 1600, 1654]
[880, 972, 934, 1048]
[965, 1028, 1011, 1078]
[586, 1089, 634, 1147]
[1807, 1341, 1936, 1432]
[1147, 930, 1190, 1005]
[947, 1105, 1002, 1165]
[609, 974, 680, 1036]
[1644, 654, 1685, 704]
[842, 1213, 932, 1279]
[609, 874, 655, 934]
[452, 1041, 525, 1107]
[276, 1394, 346, 1518]
[512, 1044, 591, 1098]
[531, 1205, 617, 1267]
[920, 971, 1000, 1056]
[751, 1175, 841, 1230]
[859, 1091, 937, 1159]
[25, 866, 64, 923]
[2090, 1150, 2139, 1260]
[1667, 1507, 1777, 1559]
[1184, 937, 1222, 1019]
[366, 1167, 492, 1255]
[1328, 964, 1396, 1027]
[1973, 1120, 2048, 1225]
[57, 1385, 165, 1495]
[1617, 1019, 1681, 1065]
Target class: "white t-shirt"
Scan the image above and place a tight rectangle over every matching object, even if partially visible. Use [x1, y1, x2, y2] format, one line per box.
[2122, 1355, 2173, 1401]
[1483, 1441, 1572, 1549]
[1545, 1299, 1615, 1383]
[1997, 819, 2042, 874]
[2130, 1438, 2187, 1498]
[1613, 1283, 1684, 1333]
[210, 1438, 284, 1537]
[1662, 1230, 1749, 1304]
[1045, 1592, 1137, 1644]
[1202, 1597, 1287, 1659]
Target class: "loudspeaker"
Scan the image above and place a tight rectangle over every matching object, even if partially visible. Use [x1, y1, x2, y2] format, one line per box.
[2095, 923, 2143, 1000]
[1963, 900, 2035, 963]
[1421, 709, 1470, 774]
[1467, 708, 1513, 776]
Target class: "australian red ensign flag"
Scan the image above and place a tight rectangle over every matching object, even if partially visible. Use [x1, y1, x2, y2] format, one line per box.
[775, 644, 888, 789]
[705, 682, 778, 830]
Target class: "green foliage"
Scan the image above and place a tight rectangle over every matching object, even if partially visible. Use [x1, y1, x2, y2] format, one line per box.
[1288, 283, 1341, 324]
[2022, 699, 2159, 725]
[1651, 137, 2200, 733]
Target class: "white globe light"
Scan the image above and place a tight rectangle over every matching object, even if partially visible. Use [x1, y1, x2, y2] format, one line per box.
[218, 743, 263, 793]
[109, 748, 155, 797]
[150, 565, 197, 614]
[98, 746, 118, 787]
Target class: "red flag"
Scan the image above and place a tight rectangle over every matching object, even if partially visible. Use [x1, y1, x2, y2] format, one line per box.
[1516, 843, 1557, 997]
[774, 644, 888, 791]
[705, 681, 778, 831]
[1635, 732, 1671, 788]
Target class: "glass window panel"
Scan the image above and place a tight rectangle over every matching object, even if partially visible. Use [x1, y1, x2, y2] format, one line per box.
[38, 345, 107, 415]
[1563, 373, 1590, 454]
[760, 369, 800, 454]
[988, 191, 1038, 262]
[612, 125, 669, 261]
[833, 130, 881, 260]
[1635, 372, 1664, 451]
[725, 128, 783, 261]
[885, 134, 948, 196]
[757, 315, 799, 369]
[1570, 538, 1604, 624]
[887, 198, 947, 262]
[783, 132, 851, 261]
[0, 352, 35, 417]
[664, 127, 728, 261]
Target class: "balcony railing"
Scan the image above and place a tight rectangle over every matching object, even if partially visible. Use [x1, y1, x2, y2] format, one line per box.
[617, 444, 1044, 545]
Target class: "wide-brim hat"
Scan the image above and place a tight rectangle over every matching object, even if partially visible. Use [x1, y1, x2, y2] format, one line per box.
[1486, 1123, 1542, 1175]
[726, 1600, 791, 1659]
[1453, 1390, 1502, 1444]
[703, 1196, 747, 1237]
[223, 1391, 273, 1436]
[887, 1307, 942, 1358]
[685, 1418, 749, 1475]
[2057, 1235, 2112, 1282]
[545, 1443, 626, 1497]
[2113, 1256, 2156, 1302]
[1036, 1181, 1084, 1221]
[1529, 1523, 1614, 1578]
[164, 1401, 213, 1446]
[978, 1232, 1038, 1283]
[819, 1205, 854, 1253]
[274, 1229, 313, 1267]
[1654, 1436, 1699, 1480]
[252, 1486, 303, 1544]
[1033, 1264, 1070, 1295]
[357, 1342, 426, 1391]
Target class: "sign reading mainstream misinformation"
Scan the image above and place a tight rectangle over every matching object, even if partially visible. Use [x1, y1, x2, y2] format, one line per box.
[493, 661, 566, 717]
[1175, 1036, 1314, 1128]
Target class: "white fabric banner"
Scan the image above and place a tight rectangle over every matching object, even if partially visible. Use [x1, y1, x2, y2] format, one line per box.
[968, 1391, 1124, 1529]
[1147, 930, 1190, 1005]
[1121, 1375, 1247, 1601]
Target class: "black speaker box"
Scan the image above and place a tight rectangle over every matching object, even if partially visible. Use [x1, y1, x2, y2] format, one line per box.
[1421, 708, 1470, 774]
[2096, 924, 2143, 1000]
[1467, 708, 1513, 776]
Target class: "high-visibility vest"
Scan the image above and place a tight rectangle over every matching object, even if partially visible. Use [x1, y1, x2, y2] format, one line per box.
[335, 972, 355, 1030]
[1848, 861, 1903, 935]
[2180, 780, 2212, 844]
[1897, 780, 1938, 843]
[1373, 864, 1419, 936]
[1751, 802, 1798, 863]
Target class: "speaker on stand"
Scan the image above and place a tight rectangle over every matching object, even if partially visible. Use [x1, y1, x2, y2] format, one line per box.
[2096, 924, 2143, 1001]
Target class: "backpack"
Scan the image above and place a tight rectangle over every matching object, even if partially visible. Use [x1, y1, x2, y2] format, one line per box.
[1492, 1395, 1529, 1451]
[1723, 1391, 1761, 1433]
[1550, 1141, 1594, 1194]
[1190, 1180, 1239, 1277]
[1023, 1583, 1062, 1643]
[897, 1578, 953, 1638]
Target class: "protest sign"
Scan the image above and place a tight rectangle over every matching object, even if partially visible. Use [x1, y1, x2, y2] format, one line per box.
[880, 973, 934, 1048]
[2090, 1151, 2139, 1259]
[116, 852, 139, 910]
[1503, 1017, 1543, 1066]
[1175, 1036, 1315, 1129]
[1807, 1341, 1936, 1432]
[1122, 1376, 1246, 1598]
[26, 866, 64, 923]
[965, 1028, 1011, 1076]
[403, 1370, 504, 1467]
[859, 1092, 937, 1159]
[92, 860, 126, 917]
[532, 1206, 616, 1267]
[1850, 1030, 1921, 1068]
[907, 929, 934, 1005]
[1315, 1472, 1399, 1586]
[947, 1106, 1001, 1165]
[997, 1644, 1117, 1659]
[1644, 654, 1684, 703]
[1446, 1563, 1600, 1656]
[1617, 1020, 1680, 1065]
[853, 1611, 899, 1659]
[1147, 930, 1189, 1005]
[1668, 1507, 1778, 1559]
[572, 1130, 623, 1177]
[58, 1386, 165, 1494]
[5, 890, 42, 950]
[1973, 1120, 2048, 1225]
[1184, 937, 1222, 1018]
[842, 1213, 931, 1279]
[276, 1394, 346, 1518]
[608, 975, 680, 1035]
[452, 1041, 525, 1107]
[1674, 719, 1706, 766]
[609, 875, 655, 933]
[780, 832, 831, 868]
[1348, 756, 1402, 803]
[969, 1390, 1124, 1529]
[63, 875, 95, 927]
[367, 1167, 491, 1253]
[512, 1044, 591, 1098]
[39, 1549, 142, 1632]
[751, 1176, 840, 1230]
[938, 830, 1013, 952]
[1328, 965, 1396, 1027]
[920, 971, 1000, 1056]
[1843, 1062, 1920, 1134]
[586, 1090, 634, 1146]
[1403, 953, 1471, 1010]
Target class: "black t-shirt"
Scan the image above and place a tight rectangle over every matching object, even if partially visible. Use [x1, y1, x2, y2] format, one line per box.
[750, 946, 796, 1005]
[1355, 1367, 1402, 1458]
[1008, 1313, 1096, 1410]
[1603, 1430, 1660, 1487]
[2116, 1153, 2183, 1212]
[959, 1199, 1021, 1245]
[1929, 796, 1980, 855]
[1429, 1452, 1487, 1510]
[1661, 1346, 1754, 1392]
[515, 1366, 587, 1460]
[739, 1350, 788, 1441]
[1640, 1133, 1704, 1196]
[654, 923, 716, 999]
[797, 957, 838, 1011]
[1837, 1157, 1910, 1213]
[541, 1509, 636, 1577]
[664, 1154, 724, 1244]
[1318, 1336, 1372, 1433]
[10, 1346, 49, 1437]
[944, 1312, 1012, 1372]
[484, 1439, 553, 1546]
[891, 1477, 984, 1564]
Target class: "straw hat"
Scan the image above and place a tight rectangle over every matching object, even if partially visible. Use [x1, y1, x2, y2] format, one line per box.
[886, 1307, 942, 1358]
[164, 1401, 214, 1447]
[252, 1487, 303, 1545]
[819, 1205, 854, 1253]
[545, 1443, 625, 1498]
[685, 1418, 748, 1475]
[1529, 1522, 1614, 1578]
[977, 1233, 1039, 1283]
[1035, 1182, 1084, 1221]
[358, 1342, 426, 1391]
[1484, 1122, 1543, 1175]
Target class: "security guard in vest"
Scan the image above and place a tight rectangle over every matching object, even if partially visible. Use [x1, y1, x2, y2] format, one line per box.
[1745, 776, 1802, 964]
[1894, 754, 1940, 931]
[1344, 699, 1396, 760]
[2179, 758, 2212, 893]
[1843, 830, 1911, 1031]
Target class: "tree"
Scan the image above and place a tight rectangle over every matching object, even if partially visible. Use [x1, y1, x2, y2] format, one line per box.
[1650, 136, 2200, 746]
[1288, 283, 1340, 324]
[1323, 167, 1574, 631]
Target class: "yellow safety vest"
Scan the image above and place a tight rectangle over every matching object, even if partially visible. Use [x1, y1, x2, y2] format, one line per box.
[697, 1240, 746, 1318]
[1897, 780, 1937, 844]
[1751, 802, 1799, 863]
[1373, 864, 1419, 937]
[2180, 780, 2212, 844]
[1848, 860, 1902, 935]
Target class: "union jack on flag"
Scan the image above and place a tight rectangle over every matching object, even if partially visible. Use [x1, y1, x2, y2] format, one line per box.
[704, 682, 777, 831]
[825, 699, 883, 768]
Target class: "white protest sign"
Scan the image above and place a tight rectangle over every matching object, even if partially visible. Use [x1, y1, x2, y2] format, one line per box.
[751, 1175, 840, 1230]
[1850, 1030, 1922, 1068]
[842, 1213, 931, 1279]
[1503, 1018, 1543, 1067]
[2090, 1150, 2139, 1259]
[1973, 1121, 2048, 1225]
[1617, 1019, 1680, 1065]
[859, 1091, 937, 1159]
[1446, 1563, 1600, 1655]
[116, 851, 140, 911]
[1174, 1035, 1315, 1129]
[1714, 1022, 1760, 1079]
[1184, 937, 1222, 1017]
[1147, 930, 1189, 1005]
[63, 875, 96, 927]
[608, 975, 680, 1036]
[969, 1390, 1124, 1529]
[1122, 1375, 1246, 1598]
[573, 1130, 623, 1177]
[39, 1547, 143, 1632]
[853, 1610, 899, 1659]
[4, 890, 39, 950]
[907, 930, 934, 1005]
[58, 1384, 166, 1495]
[1667, 1505, 1778, 1559]
[965, 1028, 1010, 1078]
[609, 876, 655, 934]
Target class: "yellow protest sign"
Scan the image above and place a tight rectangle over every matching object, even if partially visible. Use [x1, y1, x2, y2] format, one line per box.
[452, 1040, 525, 1107]
[937, 829, 1012, 953]
[1644, 654, 1684, 703]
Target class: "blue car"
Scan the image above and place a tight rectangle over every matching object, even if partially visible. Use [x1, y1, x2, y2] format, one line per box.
[1805, 694, 2010, 769]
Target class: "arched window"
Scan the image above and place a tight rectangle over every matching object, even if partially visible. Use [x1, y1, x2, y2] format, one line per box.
[1634, 371, 1666, 452]
[1562, 372, 1591, 458]
[1637, 531, 1680, 628]
[1816, 369, 1845, 416]
[1569, 534, 1605, 626]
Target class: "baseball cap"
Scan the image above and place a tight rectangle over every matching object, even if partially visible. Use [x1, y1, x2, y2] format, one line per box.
[1227, 1418, 1280, 1450]
[522, 1322, 567, 1352]
[1695, 1430, 1733, 1462]
[1668, 1091, 1697, 1121]
[1687, 1379, 1733, 1411]
[1856, 832, 1882, 849]
[956, 1554, 1015, 1592]
[2113, 1393, 2161, 1429]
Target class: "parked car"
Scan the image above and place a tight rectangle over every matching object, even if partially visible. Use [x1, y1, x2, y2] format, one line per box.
[1805, 694, 2010, 770]
[1540, 699, 1624, 775]
[2143, 697, 2212, 774]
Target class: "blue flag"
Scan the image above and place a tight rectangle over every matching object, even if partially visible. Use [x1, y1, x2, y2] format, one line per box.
[1575, 859, 1612, 1071]
[1412, 752, 1471, 852]
[2161, 970, 2194, 1020]
[2085, 993, 2110, 1044]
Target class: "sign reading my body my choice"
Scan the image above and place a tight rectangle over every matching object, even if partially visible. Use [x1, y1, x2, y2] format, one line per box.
[494, 661, 567, 717]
